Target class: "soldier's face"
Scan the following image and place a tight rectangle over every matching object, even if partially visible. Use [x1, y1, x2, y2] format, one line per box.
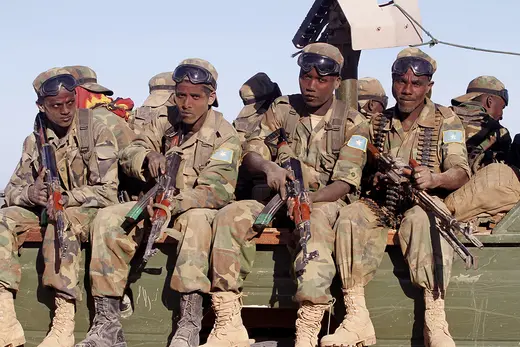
[174, 82, 216, 125]
[487, 95, 506, 121]
[38, 89, 77, 128]
[392, 69, 433, 114]
[299, 68, 340, 108]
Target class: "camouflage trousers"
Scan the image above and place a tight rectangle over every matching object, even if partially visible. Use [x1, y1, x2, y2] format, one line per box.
[295, 200, 348, 305]
[0, 205, 97, 300]
[445, 163, 520, 221]
[336, 199, 454, 292]
[89, 200, 262, 297]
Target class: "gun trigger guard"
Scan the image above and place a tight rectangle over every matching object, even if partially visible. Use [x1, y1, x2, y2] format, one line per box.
[152, 203, 173, 236]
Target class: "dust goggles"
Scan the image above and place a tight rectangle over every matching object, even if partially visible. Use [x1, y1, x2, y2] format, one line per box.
[468, 87, 509, 106]
[39, 74, 78, 97]
[358, 94, 389, 110]
[297, 52, 341, 76]
[173, 64, 217, 89]
[391, 56, 434, 77]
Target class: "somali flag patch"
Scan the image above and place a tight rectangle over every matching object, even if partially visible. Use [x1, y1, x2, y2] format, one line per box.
[443, 130, 463, 144]
[210, 148, 234, 163]
[347, 135, 368, 152]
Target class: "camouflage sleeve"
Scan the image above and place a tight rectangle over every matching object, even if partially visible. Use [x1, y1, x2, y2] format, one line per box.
[4, 134, 38, 207]
[331, 114, 369, 191]
[172, 133, 241, 214]
[440, 113, 471, 178]
[119, 115, 168, 180]
[243, 102, 283, 161]
[64, 121, 119, 208]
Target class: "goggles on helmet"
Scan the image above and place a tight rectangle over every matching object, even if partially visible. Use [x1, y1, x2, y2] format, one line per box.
[39, 74, 78, 97]
[391, 56, 434, 77]
[468, 87, 509, 107]
[297, 52, 341, 76]
[358, 94, 389, 110]
[173, 64, 217, 89]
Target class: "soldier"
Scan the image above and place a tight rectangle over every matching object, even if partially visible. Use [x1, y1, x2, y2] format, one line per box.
[75, 59, 242, 347]
[0, 68, 118, 347]
[321, 48, 471, 347]
[358, 77, 388, 119]
[445, 76, 520, 222]
[234, 72, 282, 200]
[214, 42, 369, 347]
[128, 72, 176, 131]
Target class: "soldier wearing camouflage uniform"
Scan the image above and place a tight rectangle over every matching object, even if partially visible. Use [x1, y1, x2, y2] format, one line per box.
[75, 59, 242, 347]
[321, 48, 471, 347]
[445, 76, 520, 221]
[217, 43, 369, 347]
[0, 68, 118, 347]
[358, 77, 388, 120]
[128, 72, 176, 131]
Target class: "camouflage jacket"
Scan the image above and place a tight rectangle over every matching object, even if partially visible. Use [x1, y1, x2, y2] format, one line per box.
[120, 107, 241, 214]
[371, 99, 471, 178]
[450, 101, 511, 173]
[128, 105, 166, 132]
[5, 112, 119, 208]
[246, 95, 369, 192]
[92, 106, 136, 151]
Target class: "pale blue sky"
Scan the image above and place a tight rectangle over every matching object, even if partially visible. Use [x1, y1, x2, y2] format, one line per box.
[1, 0, 519, 186]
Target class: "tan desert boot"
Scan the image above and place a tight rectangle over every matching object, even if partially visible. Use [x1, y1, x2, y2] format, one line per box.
[38, 296, 75, 347]
[295, 301, 328, 347]
[0, 286, 25, 347]
[424, 289, 456, 347]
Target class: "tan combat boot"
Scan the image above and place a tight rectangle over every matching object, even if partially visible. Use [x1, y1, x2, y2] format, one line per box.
[0, 286, 25, 347]
[200, 292, 250, 347]
[295, 301, 328, 347]
[38, 296, 75, 347]
[320, 287, 376, 347]
[423, 289, 455, 347]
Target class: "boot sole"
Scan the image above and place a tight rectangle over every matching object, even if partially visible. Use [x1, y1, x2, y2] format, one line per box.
[2, 335, 26, 347]
[320, 336, 376, 347]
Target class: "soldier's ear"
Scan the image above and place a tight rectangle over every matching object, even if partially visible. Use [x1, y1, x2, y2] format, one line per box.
[426, 80, 434, 95]
[36, 101, 45, 113]
[207, 91, 216, 107]
[334, 76, 341, 90]
[485, 95, 494, 109]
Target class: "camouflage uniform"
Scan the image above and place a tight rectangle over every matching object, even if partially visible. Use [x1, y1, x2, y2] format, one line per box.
[358, 77, 388, 120]
[323, 48, 470, 347]
[445, 76, 520, 222]
[129, 72, 175, 131]
[0, 69, 119, 300]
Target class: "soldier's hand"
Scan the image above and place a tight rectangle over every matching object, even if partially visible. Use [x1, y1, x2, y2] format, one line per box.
[28, 170, 48, 206]
[413, 166, 438, 190]
[146, 151, 166, 178]
[266, 164, 294, 200]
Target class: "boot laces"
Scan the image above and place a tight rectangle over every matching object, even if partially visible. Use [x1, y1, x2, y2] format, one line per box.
[295, 303, 326, 342]
[49, 298, 73, 336]
[209, 294, 241, 338]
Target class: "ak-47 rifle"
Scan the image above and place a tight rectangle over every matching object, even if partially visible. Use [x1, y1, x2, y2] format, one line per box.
[123, 141, 183, 272]
[35, 113, 67, 263]
[367, 143, 484, 269]
[253, 128, 318, 276]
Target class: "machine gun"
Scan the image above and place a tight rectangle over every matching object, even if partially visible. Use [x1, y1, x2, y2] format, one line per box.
[368, 143, 483, 269]
[293, 0, 334, 48]
[253, 128, 318, 276]
[123, 144, 183, 272]
[35, 113, 67, 264]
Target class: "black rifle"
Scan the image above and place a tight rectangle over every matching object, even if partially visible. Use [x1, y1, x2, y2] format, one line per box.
[368, 143, 484, 269]
[292, 0, 334, 48]
[253, 128, 318, 276]
[35, 113, 67, 264]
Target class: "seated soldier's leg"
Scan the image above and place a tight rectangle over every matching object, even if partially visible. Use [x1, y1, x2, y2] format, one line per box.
[201, 200, 264, 347]
[399, 203, 455, 347]
[321, 201, 386, 347]
[445, 163, 520, 221]
[77, 202, 137, 347]
[0, 206, 40, 347]
[294, 201, 345, 347]
[169, 208, 217, 347]
[40, 206, 98, 347]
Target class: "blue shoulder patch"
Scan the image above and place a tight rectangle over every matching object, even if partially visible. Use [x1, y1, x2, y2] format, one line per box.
[210, 149, 234, 164]
[443, 130, 464, 144]
[347, 135, 368, 152]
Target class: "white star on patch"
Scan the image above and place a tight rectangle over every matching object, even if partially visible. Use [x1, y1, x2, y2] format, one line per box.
[356, 139, 363, 146]
[450, 134, 457, 140]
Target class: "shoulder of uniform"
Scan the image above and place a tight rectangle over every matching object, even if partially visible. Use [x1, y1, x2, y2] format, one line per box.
[345, 107, 367, 127]
[216, 112, 238, 137]
[435, 103, 458, 120]
[450, 103, 487, 118]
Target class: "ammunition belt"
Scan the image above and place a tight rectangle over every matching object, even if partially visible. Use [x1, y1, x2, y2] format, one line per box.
[417, 112, 441, 169]
[361, 198, 397, 229]
[372, 112, 391, 153]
